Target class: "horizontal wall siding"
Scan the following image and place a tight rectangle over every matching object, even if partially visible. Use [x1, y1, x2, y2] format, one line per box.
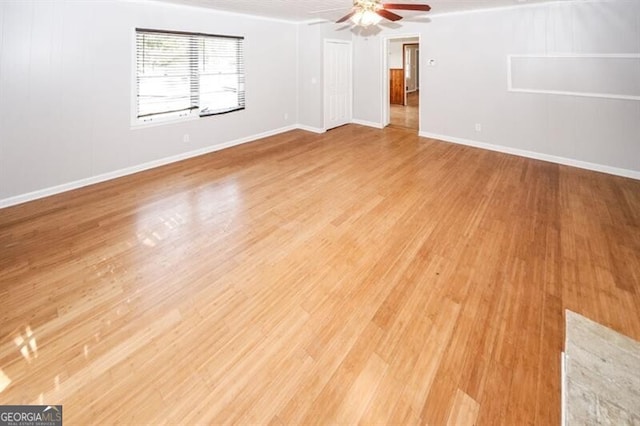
[0, 0, 298, 201]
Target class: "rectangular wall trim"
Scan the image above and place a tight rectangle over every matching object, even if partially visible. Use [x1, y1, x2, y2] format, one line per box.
[507, 54, 640, 101]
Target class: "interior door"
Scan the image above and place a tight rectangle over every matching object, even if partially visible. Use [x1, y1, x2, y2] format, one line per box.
[390, 69, 405, 105]
[324, 40, 352, 130]
[404, 44, 419, 92]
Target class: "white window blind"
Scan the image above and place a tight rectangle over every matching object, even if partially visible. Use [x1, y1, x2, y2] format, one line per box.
[135, 28, 245, 123]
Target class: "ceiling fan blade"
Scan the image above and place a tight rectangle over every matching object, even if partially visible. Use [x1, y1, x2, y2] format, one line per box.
[336, 11, 356, 23]
[383, 3, 431, 11]
[377, 9, 403, 21]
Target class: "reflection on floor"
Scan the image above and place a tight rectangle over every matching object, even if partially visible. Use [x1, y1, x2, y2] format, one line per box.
[2, 125, 640, 423]
[390, 90, 419, 130]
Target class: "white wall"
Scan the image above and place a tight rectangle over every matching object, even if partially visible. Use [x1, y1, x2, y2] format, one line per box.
[0, 0, 298, 203]
[388, 39, 404, 69]
[353, 33, 385, 127]
[2, 1, 639, 206]
[297, 23, 351, 130]
[353, 1, 640, 176]
[388, 37, 418, 69]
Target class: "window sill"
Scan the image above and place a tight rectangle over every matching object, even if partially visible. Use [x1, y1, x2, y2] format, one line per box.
[130, 114, 198, 130]
[131, 107, 245, 130]
[200, 107, 246, 117]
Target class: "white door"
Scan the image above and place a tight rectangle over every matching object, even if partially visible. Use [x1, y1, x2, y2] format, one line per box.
[324, 40, 352, 130]
[405, 44, 419, 92]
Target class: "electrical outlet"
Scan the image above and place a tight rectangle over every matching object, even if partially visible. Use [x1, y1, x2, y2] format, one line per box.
[183, 134, 190, 143]
[284, 113, 289, 120]
[475, 123, 482, 132]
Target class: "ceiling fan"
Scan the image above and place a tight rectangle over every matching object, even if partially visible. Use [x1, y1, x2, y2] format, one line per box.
[335, 0, 431, 27]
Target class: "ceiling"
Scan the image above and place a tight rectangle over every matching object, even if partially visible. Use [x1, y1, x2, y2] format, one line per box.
[154, 0, 573, 22]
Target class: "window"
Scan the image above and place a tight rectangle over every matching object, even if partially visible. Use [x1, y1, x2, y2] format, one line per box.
[135, 28, 245, 124]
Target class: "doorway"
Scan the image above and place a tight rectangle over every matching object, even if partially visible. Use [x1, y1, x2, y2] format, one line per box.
[383, 35, 420, 132]
[324, 39, 353, 131]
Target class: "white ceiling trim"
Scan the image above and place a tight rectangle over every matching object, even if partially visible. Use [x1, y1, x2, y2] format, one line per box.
[124, 0, 303, 24]
[427, 0, 609, 18]
[137, 0, 609, 23]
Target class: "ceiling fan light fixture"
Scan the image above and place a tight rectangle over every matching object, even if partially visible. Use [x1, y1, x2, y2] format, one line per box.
[332, 0, 429, 26]
[350, 9, 382, 26]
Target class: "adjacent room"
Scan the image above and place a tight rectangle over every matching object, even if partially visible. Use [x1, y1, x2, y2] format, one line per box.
[1, 0, 639, 424]
[388, 36, 420, 131]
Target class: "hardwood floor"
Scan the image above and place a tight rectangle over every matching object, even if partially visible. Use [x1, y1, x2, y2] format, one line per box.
[1, 124, 639, 424]
[390, 90, 419, 130]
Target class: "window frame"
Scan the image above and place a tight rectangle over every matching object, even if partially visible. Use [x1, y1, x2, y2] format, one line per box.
[131, 27, 245, 128]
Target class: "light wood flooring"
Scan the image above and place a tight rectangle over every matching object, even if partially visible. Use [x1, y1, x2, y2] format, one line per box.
[1, 125, 639, 424]
[390, 91, 419, 130]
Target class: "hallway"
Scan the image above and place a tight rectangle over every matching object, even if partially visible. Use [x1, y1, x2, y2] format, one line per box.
[390, 90, 418, 130]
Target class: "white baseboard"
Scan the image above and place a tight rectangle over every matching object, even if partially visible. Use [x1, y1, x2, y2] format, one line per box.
[5, 125, 637, 209]
[296, 124, 326, 134]
[0, 125, 298, 209]
[419, 131, 640, 180]
[352, 119, 384, 129]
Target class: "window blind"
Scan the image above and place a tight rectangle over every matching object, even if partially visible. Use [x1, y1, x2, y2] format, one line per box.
[135, 29, 245, 122]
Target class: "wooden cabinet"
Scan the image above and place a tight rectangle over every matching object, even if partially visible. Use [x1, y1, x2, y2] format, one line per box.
[390, 68, 404, 105]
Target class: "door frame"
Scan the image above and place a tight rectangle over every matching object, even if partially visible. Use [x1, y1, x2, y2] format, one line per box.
[323, 39, 353, 131]
[381, 34, 420, 129]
